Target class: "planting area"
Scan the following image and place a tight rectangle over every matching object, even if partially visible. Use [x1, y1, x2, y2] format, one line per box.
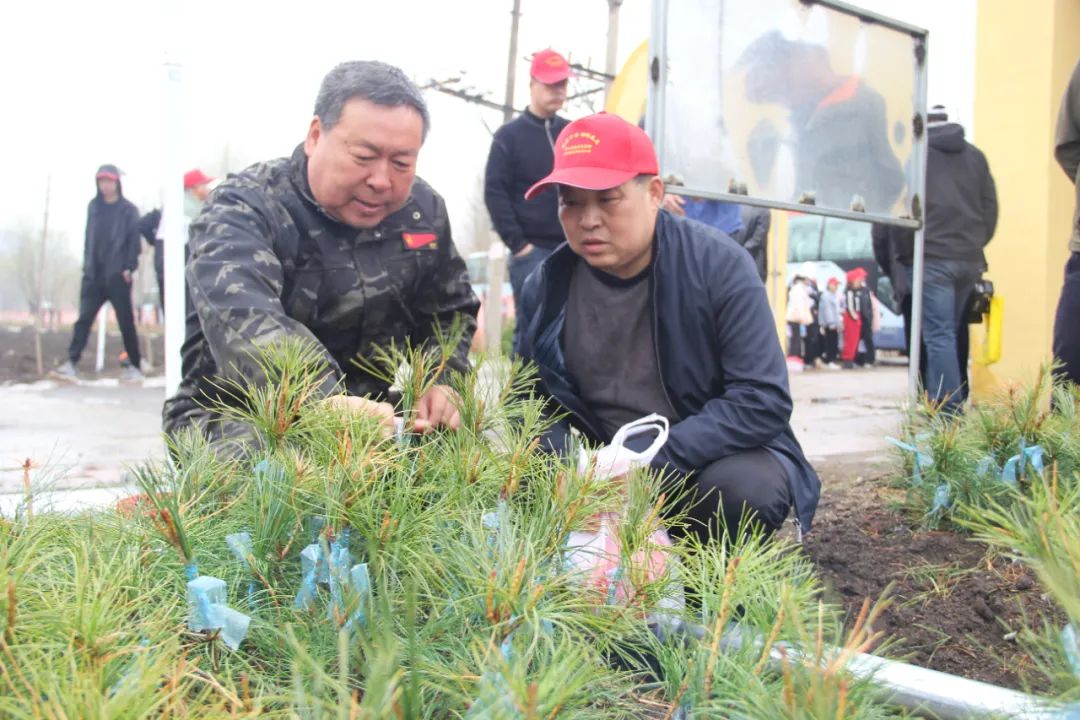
[804, 453, 1065, 693]
[0, 325, 164, 384]
[1, 336, 1079, 717]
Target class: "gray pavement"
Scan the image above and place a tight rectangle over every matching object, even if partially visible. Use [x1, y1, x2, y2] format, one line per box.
[0, 362, 909, 514]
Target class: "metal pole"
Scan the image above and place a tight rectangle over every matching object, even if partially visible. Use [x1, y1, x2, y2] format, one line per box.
[484, 239, 507, 355]
[604, 0, 624, 101]
[33, 176, 50, 377]
[501, 0, 522, 125]
[908, 35, 930, 400]
[163, 0, 186, 398]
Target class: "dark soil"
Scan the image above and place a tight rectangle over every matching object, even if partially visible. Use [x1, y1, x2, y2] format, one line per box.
[803, 453, 1066, 693]
[0, 324, 164, 384]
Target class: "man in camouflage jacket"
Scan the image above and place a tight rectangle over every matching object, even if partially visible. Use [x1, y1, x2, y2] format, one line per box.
[163, 61, 479, 453]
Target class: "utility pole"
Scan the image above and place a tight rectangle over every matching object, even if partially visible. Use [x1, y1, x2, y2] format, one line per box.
[502, 0, 522, 125]
[33, 176, 51, 376]
[605, 0, 624, 101]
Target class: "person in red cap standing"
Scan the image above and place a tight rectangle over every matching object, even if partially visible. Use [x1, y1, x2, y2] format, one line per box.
[54, 164, 144, 381]
[840, 267, 867, 368]
[484, 48, 572, 352]
[516, 112, 820, 542]
[139, 168, 217, 310]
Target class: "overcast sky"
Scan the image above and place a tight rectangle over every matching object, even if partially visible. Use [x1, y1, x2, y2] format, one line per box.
[0, 0, 973, 260]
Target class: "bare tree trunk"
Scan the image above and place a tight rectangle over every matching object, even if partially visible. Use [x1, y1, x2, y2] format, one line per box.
[34, 177, 51, 377]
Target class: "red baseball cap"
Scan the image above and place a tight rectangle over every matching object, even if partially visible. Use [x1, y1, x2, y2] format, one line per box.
[183, 168, 213, 190]
[524, 112, 659, 200]
[530, 49, 571, 84]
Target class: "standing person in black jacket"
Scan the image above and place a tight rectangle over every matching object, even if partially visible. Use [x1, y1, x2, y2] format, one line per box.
[54, 164, 144, 381]
[914, 105, 997, 412]
[516, 113, 819, 543]
[1053, 58, 1080, 387]
[484, 48, 572, 351]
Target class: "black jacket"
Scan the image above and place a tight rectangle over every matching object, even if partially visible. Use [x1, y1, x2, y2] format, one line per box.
[83, 183, 141, 284]
[484, 109, 570, 254]
[925, 123, 998, 263]
[515, 210, 820, 531]
[738, 204, 770, 282]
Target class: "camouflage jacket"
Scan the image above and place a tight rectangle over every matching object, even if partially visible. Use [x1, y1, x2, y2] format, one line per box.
[163, 145, 479, 437]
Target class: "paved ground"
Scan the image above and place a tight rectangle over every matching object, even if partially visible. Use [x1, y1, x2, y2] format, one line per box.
[0, 361, 910, 514]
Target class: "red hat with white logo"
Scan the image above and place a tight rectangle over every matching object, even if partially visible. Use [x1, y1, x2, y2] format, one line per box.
[530, 48, 571, 84]
[183, 168, 214, 191]
[524, 112, 659, 200]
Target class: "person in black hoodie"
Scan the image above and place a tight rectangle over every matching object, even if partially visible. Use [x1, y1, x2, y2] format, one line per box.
[484, 48, 572, 351]
[53, 164, 143, 381]
[913, 105, 997, 412]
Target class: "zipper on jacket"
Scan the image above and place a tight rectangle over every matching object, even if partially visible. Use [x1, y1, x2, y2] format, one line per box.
[544, 119, 555, 151]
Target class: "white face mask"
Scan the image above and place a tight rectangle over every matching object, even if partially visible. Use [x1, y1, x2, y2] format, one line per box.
[578, 414, 671, 480]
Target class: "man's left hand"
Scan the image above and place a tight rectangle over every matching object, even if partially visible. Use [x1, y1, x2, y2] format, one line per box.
[121, 270, 132, 284]
[413, 385, 461, 433]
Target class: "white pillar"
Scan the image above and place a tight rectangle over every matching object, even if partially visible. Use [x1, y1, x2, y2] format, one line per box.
[95, 303, 109, 372]
[162, 3, 185, 398]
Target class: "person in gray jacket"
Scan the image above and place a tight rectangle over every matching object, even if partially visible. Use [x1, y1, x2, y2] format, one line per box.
[1054, 58, 1080, 386]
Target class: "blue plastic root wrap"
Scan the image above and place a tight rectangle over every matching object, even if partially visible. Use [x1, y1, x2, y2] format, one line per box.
[930, 483, 951, 514]
[185, 572, 251, 650]
[1062, 623, 1080, 679]
[464, 628, 521, 719]
[346, 562, 372, 630]
[1001, 442, 1045, 485]
[226, 532, 256, 603]
[885, 437, 932, 484]
[295, 542, 329, 611]
[326, 528, 354, 624]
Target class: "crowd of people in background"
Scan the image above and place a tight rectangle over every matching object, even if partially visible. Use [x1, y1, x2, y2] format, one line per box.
[785, 263, 876, 372]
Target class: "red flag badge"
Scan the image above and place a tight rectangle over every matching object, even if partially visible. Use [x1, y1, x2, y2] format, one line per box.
[402, 232, 437, 250]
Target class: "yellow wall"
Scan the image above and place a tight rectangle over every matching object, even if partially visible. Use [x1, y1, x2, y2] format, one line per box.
[972, 0, 1080, 395]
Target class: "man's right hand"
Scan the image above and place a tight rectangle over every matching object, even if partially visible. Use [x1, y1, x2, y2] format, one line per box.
[514, 243, 535, 257]
[661, 194, 686, 216]
[322, 396, 397, 438]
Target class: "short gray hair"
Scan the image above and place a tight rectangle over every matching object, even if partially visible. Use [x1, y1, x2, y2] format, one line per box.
[314, 61, 430, 140]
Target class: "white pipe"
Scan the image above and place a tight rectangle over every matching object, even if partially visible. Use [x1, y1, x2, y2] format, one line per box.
[95, 303, 108, 372]
[691, 623, 1058, 719]
[162, 0, 185, 398]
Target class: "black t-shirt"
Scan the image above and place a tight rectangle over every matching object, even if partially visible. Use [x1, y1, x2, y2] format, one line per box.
[92, 201, 122, 277]
[563, 260, 676, 440]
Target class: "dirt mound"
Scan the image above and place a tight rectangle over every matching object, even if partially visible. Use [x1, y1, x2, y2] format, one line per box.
[804, 454, 1064, 692]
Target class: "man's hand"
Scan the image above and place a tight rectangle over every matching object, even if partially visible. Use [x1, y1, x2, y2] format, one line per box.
[661, 194, 686, 216]
[514, 243, 535, 258]
[121, 270, 132, 284]
[323, 395, 397, 438]
[413, 384, 461, 434]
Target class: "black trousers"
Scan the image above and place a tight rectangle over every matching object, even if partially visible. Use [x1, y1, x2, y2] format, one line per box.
[1054, 252, 1080, 387]
[661, 448, 792, 545]
[856, 316, 876, 366]
[68, 272, 141, 368]
[823, 327, 839, 364]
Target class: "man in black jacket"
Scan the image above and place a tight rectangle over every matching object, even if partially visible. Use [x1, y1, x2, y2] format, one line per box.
[484, 48, 572, 350]
[54, 164, 144, 381]
[517, 113, 819, 543]
[916, 106, 997, 411]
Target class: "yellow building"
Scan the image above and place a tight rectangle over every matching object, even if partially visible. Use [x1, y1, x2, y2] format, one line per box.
[972, 0, 1080, 396]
